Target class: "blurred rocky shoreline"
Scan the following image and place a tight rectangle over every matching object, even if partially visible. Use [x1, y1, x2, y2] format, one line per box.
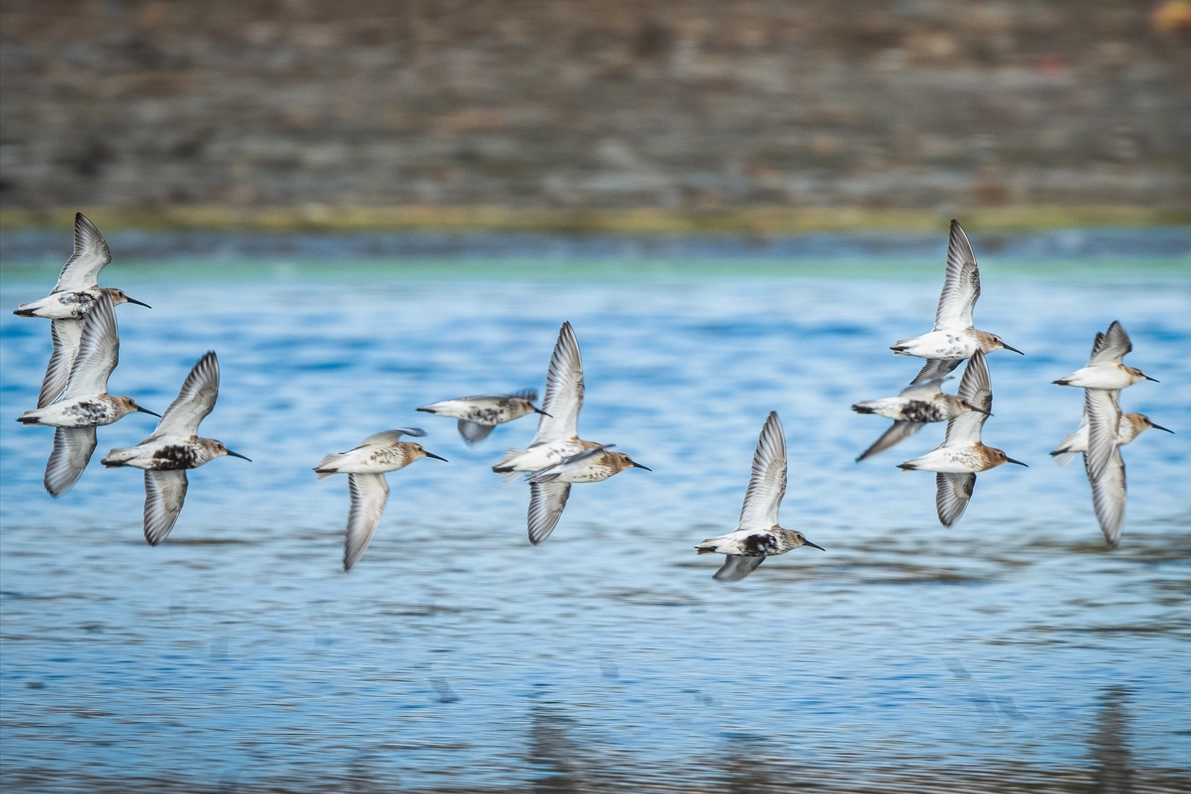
[2, 0, 1189, 214]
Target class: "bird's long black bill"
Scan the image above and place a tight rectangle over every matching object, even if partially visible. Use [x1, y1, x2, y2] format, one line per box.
[126, 297, 152, 308]
[227, 450, 251, 461]
[424, 452, 449, 462]
[1145, 375, 1160, 382]
[804, 539, 826, 551]
[1002, 343, 1025, 355]
[1151, 423, 1174, 433]
[534, 408, 553, 417]
[136, 406, 162, 417]
[1005, 457, 1029, 467]
[632, 462, 652, 471]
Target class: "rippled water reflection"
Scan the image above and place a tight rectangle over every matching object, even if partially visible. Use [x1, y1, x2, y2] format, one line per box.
[1, 256, 1189, 791]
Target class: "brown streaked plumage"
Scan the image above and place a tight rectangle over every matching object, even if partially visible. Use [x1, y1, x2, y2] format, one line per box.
[101, 351, 249, 545]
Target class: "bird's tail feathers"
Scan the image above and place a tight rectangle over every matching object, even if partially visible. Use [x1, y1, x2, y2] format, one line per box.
[492, 449, 528, 484]
[101, 447, 135, 467]
[1050, 449, 1079, 467]
[314, 453, 346, 478]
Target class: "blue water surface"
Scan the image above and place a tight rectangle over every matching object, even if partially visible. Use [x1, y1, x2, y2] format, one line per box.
[1, 246, 1189, 792]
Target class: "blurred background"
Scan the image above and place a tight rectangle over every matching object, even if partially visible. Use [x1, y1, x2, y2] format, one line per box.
[2, 4, 1190, 793]
[2, 0, 1190, 230]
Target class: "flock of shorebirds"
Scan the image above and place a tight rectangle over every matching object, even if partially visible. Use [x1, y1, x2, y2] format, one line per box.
[13, 214, 1171, 580]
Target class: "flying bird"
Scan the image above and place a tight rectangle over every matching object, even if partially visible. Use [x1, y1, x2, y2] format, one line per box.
[890, 220, 1022, 361]
[12, 213, 150, 408]
[852, 370, 986, 462]
[1051, 409, 1171, 467]
[695, 412, 823, 582]
[101, 352, 249, 545]
[417, 389, 547, 444]
[1053, 321, 1157, 390]
[525, 443, 650, 545]
[16, 293, 159, 496]
[897, 351, 1027, 526]
[314, 428, 447, 571]
[490, 322, 645, 544]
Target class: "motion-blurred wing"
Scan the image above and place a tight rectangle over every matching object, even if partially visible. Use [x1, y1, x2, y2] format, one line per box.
[738, 412, 787, 530]
[528, 481, 571, 545]
[151, 351, 220, 440]
[1084, 388, 1122, 482]
[39, 318, 83, 408]
[856, 421, 926, 462]
[52, 213, 112, 293]
[532, 322, 583, 444]
[1088, 321, 1132, 365]
[933, 220, 981, 330]
[144, 469, 189, 545]
[457, 420, 494, 445]
[1087, 448, 1126, 548]
[360, 428, 426, 446]
[61, 293, 119, 399]
[44, 426, 97, 497]
[936, 472, 976, 527]
[714, 555, 765, 582]
[909, 357, 962, 387]
[344, 473, 389, 571]
[944, 351, 991, 445]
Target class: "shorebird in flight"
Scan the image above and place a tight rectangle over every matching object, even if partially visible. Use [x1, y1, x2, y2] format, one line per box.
[12, 213, 150, 408]
[17, 293, 159, 496]
[417, 389, 547, 445]
[102, 352, 249, 545]
[890, 220, 1022, 362]
[315, 428, 447, 570]
[853, 369, 986, 462]
[897, 351, 1026, 526]
[1051, 409, 1171, 467]
[492, 322, 646, 544]
[1053, 321, 1157, 391]
[696, 412, 823, 582]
